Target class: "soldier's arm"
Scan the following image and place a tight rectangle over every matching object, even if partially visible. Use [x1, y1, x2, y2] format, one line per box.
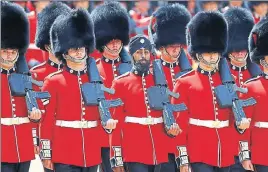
[39, 77, 57, 160]
[171, 79, 190, 168]
[110, 80, 125, 168]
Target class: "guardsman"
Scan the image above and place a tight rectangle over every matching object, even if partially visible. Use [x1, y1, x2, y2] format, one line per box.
[172, 11, 250, 172]
[241, 17, 268, 172]
[91, 2, 132, 172]
[1, 2, 42, 172]
[247, 1, 268, 24]
[40, 8, 117, 172]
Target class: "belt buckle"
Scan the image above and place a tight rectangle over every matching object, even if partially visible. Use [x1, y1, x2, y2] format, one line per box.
[212, 120, 221, 128]
[145, 116, 154, 125]
[80, 120, 88, 128]
[12, 118, 20, 125]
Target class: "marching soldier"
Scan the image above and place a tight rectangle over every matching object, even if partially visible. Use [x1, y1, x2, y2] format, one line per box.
[110, 34, 180, 172]
[1, 2, 42, 172]
[223, 7, 257, 172]
[241, 17, 268, 172]
[171, 11, 250, 172]
[40, 8, 117, 172]
[91, 2, 132, 172]
[247, 1, 268, 24]
[151, 3, 191, 171]
[30, 2, 71, 172]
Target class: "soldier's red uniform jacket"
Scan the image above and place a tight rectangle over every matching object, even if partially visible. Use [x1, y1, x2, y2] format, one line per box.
[96, 56, 130, 148]
[1, 68, 35, 163]
[30, 59, 63, 146]
[242, 75, 268, 166]
[229, 63, 252, 156]
[40, 66, 102, 167]
[172, 68, 237, 167]
[110, 70, 169, 166]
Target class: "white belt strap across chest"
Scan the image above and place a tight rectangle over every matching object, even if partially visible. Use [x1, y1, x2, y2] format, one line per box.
[125, 116, 163, 125]
[56, 120, 98, 129]
[1, 117, 30, 125]
[189, 118, 229, 128]
[255, 122, 268, 128]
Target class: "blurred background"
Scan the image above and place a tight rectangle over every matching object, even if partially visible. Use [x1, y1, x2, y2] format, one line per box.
[11, 0, 268, 67]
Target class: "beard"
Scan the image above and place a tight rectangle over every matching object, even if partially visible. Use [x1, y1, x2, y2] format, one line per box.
[134, 58, 150, 74]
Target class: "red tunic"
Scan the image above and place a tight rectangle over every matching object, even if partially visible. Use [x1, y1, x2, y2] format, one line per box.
[110, 71, 169, 165]
[172, 68, 237, 167]
[1, 68, 35, 163]
[242, 75, 268, 166]
[40, 66, 102, 167]
[96, 57, 132, 148]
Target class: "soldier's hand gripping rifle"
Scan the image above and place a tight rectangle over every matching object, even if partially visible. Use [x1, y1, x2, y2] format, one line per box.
[214, 58, 256, 128]
[147, 16, 187, 135]
[8, 56, 51, 121]
[81, 57, 123, 127]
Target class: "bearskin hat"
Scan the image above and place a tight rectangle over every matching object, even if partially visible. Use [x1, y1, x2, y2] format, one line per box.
[153, 3, 191, 49]
[1, 1, 29, 54]
[35, 2, 71, 51]
[249, 17, 268, 64]
[91, 1, 129, 52]
[50, 8, 95, 57]
[224, 7, 254, 54]
[186, 11, 228, 60]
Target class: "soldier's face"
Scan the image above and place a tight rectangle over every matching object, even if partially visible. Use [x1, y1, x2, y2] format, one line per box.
[133, 48, 150, 64]
[254, 3, 268, 17]
[0, 49, 19, 67]
[73, 0, 89, 9]
[200, 52, 220, 64]
[105, 39, 122, 55]
[203, 2, 218, 11]
[67, 47, 86, 59]
[230, 50, 248, 62]
[265, 56, 268, 64]
[162, 44, 181, 60]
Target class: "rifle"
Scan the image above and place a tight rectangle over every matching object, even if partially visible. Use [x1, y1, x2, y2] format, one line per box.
[147, 16, 188, 134]
[8, 55, 51, 120]
[214, 58, 256, 127]
[247, 57, 263, 78]
[81, 57, 123, 127]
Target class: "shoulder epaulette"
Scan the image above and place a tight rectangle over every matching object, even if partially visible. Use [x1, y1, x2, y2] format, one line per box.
[30, 61, 46, 71]
[244, 75, 261, 85]
[115, 72, 130, 80]
[45, 69, 63, 80]
[178, 69, 195, 79]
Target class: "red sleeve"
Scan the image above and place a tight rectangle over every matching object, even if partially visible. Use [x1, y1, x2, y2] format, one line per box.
[39, 78, 57, 159]
[110, 79, 126, 167]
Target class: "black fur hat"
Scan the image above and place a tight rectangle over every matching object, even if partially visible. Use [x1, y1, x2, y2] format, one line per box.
[1, 1, 29, 54]
[224, 7, 254, 54]
[50, 8, 95, 58]
[35, 2, 71, 51]
[249, 17, 268, 64]
[186, 11, 228, 60]
[91, 1, 129, 52]
[247, 1, 267, 12]
[153, 3, 191, 49]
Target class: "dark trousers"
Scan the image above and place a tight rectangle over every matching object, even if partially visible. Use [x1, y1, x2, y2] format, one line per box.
[191, 163, 230, 172]
[54, 163, 98, 172]
[125, 162, 162, 172]
[160, 153, 178, 172]
[255, 164, 268, 172]
[100, 147, 113, 172]
[230, 156, 245, 172]
[1, 161, 31, 172]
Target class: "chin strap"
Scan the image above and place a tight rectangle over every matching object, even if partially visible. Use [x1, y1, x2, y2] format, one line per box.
[63, 54, 88, 64]
[260, 59, 268, 69]
[229, 53, 248, 64]
[103, 43, 123, 56]
[162, 47, 181, 61]
[0, 53, 19, 66]
[197, 53, 220, 68]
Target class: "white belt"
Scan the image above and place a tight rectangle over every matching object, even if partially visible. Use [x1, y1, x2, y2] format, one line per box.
[255, 122, 268, 128]
[189, 118, 229, 128]
[125, 116, 163, 125]
[1, 117, 30, 126]
[56, 120, 98, 129]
